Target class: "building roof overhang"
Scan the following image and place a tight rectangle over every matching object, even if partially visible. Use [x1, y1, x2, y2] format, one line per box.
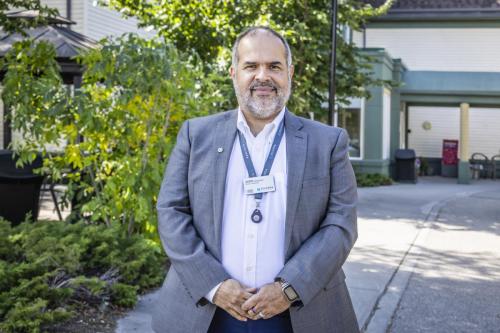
[0, 25, 98, 59]
[362, 0, 500, 23]
[370, 8, 500, 22]
[401, 71, 500, 107]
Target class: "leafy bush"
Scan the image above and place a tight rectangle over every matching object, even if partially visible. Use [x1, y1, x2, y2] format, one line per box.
[1, 35, 225, 240]
[105, 0, 395, 121]
[356, 173, 393, 187]
[0, 218, 167, 333]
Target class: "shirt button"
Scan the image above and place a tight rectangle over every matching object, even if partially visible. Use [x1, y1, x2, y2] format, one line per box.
[246, 266, 253, 272]
[248, 233, 255, 239]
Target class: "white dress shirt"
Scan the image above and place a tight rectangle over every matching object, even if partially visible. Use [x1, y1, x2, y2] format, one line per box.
[206, 107, 288, 302]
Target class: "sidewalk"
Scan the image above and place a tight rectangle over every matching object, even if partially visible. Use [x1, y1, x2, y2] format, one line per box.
[115, 177, 500, 333]
[387, 185, 500, 332]
[346, 177, 499, 332]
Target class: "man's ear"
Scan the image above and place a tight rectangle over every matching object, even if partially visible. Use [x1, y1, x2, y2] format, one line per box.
[230, 66, 235, 79]
[289, 65, 295, 79]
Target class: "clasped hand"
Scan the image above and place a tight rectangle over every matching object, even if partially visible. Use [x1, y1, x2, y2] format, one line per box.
[212, 279, 291, 321]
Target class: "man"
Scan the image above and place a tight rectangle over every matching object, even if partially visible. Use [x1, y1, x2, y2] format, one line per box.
[153, 26, 359, 333]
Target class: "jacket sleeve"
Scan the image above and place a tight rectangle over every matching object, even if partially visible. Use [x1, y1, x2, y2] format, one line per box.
[276, 128, 358, 306]
[156, 120, 230, 305]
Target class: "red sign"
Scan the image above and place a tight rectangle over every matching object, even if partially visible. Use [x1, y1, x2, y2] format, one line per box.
[442, 139, 459, 165]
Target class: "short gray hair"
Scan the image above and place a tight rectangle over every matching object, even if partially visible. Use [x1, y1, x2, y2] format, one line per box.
[231, 26, 293, 68]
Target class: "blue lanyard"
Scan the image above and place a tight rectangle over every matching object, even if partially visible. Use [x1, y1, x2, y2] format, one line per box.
[237, 119, 285, 200]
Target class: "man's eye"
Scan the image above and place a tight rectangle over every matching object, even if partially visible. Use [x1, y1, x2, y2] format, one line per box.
[245, 65, 256, 69]
[270, 65, 281, 70]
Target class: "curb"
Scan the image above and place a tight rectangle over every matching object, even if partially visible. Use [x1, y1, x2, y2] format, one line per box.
[361, 190, 482, 333]
[360, 198, 446, 333]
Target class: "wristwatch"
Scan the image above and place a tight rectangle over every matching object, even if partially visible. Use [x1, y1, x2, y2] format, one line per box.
[278, 279, 300, 303]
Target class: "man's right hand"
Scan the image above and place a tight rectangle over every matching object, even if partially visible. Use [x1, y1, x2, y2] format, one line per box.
[213, 279, 256, 321]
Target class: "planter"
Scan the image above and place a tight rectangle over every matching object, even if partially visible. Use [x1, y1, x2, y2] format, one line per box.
[0, 150, 44, 226]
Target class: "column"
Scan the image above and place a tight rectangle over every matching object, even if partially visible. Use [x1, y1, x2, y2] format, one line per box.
[458, 102, 470, 184]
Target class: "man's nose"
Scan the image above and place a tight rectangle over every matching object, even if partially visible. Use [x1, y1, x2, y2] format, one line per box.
[255, 66, 270, 81]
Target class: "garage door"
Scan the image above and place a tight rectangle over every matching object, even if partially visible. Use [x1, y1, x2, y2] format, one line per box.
[408, 106, 500, 159]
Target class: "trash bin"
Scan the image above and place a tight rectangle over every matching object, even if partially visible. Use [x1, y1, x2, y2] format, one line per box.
[395, 149, 417, 183]
[0, 150, 44, 226]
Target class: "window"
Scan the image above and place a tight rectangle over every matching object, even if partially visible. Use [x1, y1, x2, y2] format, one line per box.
[339, 107, 361, 158]
[382, 88, 391, 159]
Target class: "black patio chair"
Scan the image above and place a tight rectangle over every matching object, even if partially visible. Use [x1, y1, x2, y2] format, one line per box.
[491, 154, 500, 180]
[469, 153, 492, 179]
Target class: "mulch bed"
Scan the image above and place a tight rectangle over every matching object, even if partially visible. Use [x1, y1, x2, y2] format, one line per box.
[44, 306, 126, 333]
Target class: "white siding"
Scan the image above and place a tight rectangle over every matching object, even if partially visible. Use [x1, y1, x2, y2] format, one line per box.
[382, 88, 391, 159]
[40, 0, 66, 18]
[352, 30, 364, 47]
[70, 0, 85, 35]
[408, 106, 459, 158]
[469, 108, 500, 158]
[40, 0, 82, 33]
[83, 0, 157, 41]
[408, 106, 500, 159]
[365, 28, 500, 72]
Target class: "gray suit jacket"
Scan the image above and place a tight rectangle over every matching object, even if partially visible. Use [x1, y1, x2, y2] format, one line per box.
[153, 109, 359, 333]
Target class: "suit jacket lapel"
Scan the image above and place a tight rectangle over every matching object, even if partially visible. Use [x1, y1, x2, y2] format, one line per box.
[284, 110, 307, 259]
[212, 110, 238, 259]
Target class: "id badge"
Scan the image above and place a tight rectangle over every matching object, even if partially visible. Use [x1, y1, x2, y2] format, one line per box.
[243, 175, 276, 195]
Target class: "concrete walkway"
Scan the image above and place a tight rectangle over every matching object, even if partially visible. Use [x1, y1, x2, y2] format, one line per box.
[346, 177, 499, 332]
[115, 177, 500, 333]
[388, 186, 500, 332]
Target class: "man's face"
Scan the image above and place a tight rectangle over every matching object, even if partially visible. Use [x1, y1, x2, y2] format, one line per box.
[231, 31, 294, 120]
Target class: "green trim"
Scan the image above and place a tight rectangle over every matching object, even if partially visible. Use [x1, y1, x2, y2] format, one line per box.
[367, 21, 500, 29]
[401, 71, 500, 106]
[352, 159, 391, 167]
[392, 59, 407, 75]
[458, 161, 471, 184]
[403, 71, 500, 96]
[351, 159, 391, 176]
[401, 90, 500, 97]
[359, 49, 395, 83]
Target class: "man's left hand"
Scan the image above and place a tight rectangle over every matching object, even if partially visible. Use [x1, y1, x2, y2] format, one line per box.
[241, 282, 291, 320]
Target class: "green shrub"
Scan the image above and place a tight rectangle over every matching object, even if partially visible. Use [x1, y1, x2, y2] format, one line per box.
[110, 283, 139, 308]
[0, 218, 167, 332]
[356, 173, 393, 187]
[1, 35, 220, 241]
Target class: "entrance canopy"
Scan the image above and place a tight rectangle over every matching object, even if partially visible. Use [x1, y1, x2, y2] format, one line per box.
[401, 71, 500, 107]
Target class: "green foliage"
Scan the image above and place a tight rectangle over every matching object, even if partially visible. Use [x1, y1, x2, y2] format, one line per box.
[0, 39, 65, 167]
[0, 218, 167, 332]
[110, 283, 139, 308]
[356, 172, 393, 187]
[1, 35, 221, 239]
[0, 0, 59, 35]
[104, 0, 394, 121]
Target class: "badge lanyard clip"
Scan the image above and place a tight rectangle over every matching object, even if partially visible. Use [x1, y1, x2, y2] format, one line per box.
[238, 119, 285, 224]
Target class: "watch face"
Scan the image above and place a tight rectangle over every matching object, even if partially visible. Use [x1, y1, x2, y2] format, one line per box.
[284, 286, 298, 301]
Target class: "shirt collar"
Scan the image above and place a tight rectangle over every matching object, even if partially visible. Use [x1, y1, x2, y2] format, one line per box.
[237, 107, 286, 139]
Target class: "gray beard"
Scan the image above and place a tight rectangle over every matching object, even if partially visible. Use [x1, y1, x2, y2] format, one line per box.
[233, 78, 291, 119]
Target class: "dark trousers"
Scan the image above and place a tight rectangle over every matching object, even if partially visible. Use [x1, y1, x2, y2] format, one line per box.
[207, 308, 293, 333]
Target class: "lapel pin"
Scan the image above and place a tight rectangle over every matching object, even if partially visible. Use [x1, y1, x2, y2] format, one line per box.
[217, 147, 224, 153]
